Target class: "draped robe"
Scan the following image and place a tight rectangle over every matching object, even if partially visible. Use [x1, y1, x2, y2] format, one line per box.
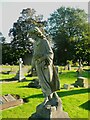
[33, 38, 60, 97]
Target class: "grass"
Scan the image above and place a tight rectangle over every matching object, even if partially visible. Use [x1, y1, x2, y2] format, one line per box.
[0, 65, 90, 119]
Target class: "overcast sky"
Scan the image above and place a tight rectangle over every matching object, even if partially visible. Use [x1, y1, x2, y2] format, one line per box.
[0, 0, 89, 42]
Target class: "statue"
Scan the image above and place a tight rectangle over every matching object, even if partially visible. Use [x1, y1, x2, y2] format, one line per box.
[32, 27, 60, 105]
[29, 27, 70, 119]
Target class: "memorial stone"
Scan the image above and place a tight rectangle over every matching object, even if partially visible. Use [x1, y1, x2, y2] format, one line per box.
[14, 58, 25, 81]
[74, 77, 88, 88]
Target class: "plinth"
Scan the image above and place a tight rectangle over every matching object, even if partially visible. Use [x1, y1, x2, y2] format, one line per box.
[28, 96, 70, 120]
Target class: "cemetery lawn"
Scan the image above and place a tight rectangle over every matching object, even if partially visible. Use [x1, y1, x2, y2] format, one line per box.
[0, 66, 90, 119]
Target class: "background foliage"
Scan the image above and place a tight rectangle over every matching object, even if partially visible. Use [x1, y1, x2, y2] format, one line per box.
[1, 7, 90, 65]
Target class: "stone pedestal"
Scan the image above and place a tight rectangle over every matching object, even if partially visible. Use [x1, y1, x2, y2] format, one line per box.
[28, 96, 70, 120]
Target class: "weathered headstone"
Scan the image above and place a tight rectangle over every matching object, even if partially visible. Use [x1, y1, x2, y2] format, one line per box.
[27, 67, 37, 77]
[67, 63, 71, 70]
[74, 77, 88, 88]
[19, 58, 25, 81]
[64, 64, 71, 70]
[0, 94, 23, 110]
[28, 78, 41, 89]
[76, 59, 83, 77]
[14, 58, 25, 82]
[63, 84, 74, 90]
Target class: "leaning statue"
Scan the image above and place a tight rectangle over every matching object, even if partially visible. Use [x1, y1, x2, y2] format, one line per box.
[32, 27, 60, 104]
[29, 26, 70, 119]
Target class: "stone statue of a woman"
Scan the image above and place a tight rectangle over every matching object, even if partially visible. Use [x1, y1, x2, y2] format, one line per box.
[31, 27, 60, 105]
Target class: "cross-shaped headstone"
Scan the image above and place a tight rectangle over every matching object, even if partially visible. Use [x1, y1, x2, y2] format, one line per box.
[19, 58, 25, 82]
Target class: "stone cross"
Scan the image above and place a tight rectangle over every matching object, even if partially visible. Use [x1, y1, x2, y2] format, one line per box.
[19, 58, 25, 82]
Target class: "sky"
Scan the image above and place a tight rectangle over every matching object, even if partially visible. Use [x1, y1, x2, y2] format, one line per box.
[0, 0, 89, 42]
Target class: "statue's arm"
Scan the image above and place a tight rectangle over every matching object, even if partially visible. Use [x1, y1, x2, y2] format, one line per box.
[37, 39, 53, 65]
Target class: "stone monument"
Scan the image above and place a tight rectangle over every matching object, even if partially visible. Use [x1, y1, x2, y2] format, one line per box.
[76, 59, 83, 77]
[28, 27, 70, 119]
[74, 77, 88, 88]
[0, 94, 23, 110]
[14, 58, 25, 82]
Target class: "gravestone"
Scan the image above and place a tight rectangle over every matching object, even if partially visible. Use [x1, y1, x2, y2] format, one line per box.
[74, 77, 88, 88]
[14, 58, 25, 82]
[76, 59, 83, 77]
[0, 94, 23, 110]
[67, 63, 71, 70]
[63, 84, 74, 90]
[28, 78, 41, 89]
[27, 67, 37, 77]
[64, 64, 71, 70]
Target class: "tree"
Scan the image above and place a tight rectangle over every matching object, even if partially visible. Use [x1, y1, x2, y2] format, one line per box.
[0, 32, 5, 43]
[9, 8, 46, 63]
[2, 43, 13, 64]
[47, 7, 88, 65]
[0, 32, 5, 64]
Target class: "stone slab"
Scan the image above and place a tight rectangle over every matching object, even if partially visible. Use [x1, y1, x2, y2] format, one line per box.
[0, 94, 23, 110]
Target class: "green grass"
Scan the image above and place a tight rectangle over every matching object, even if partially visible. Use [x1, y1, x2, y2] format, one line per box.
[0, 66, 90, 119]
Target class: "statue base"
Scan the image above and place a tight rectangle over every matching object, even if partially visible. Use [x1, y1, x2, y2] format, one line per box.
[28, 96, 70, 120]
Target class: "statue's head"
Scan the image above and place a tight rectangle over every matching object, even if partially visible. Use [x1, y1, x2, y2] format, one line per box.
[29, 26, 46, 40]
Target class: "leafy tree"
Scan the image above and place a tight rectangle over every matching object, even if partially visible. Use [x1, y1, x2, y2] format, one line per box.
[0, 32, 5, 64]
[2, 43, 13, 64]
[0, 32, 5, 43]
[47, 7, 88, 65]
[9, 8, 46, 62]
[74, 23, 90, 65]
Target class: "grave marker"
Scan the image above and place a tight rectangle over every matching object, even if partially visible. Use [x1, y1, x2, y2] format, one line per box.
[0, 94, 23, 110]
[14, 58, 25, 81]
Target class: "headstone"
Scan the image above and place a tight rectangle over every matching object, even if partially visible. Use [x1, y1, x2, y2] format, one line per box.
[76, 59, 83, 77]
[14, 58, 25, 82]
[0, 94, 23, 110]
[31, 67, 37, 76]
[74, 77, 88, 88]
[64, 64, 71, 70]
[27, 67, 37, 77]
[63, 84, 74, 90]
[28, 78, 41, 89]
[76, 66, 83, 77]
[19, 58, 25, 81]
[64, 65, 68, 70]
[67, 63, 71, 70]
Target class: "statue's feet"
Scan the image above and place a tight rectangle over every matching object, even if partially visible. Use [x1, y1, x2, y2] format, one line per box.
[42, 92, 59, 106]
[53, 92, 59, 99]
[43, 94, 53, 106]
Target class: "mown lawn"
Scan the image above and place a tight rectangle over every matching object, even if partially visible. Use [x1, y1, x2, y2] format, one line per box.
[0, 66, 90, 119]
